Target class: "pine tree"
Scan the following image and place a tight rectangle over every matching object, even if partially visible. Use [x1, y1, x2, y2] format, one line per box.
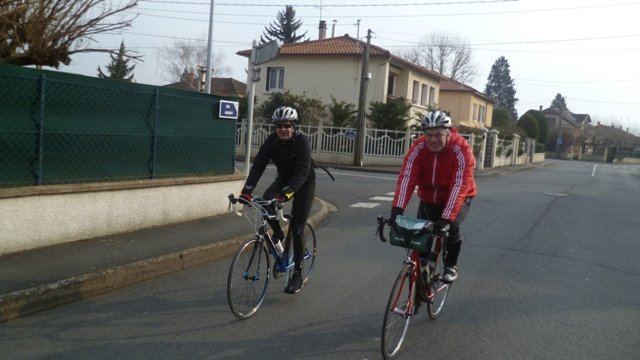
[97, 41, 136, 81]
[551, 93, 568, 111]
[260, 5, 308, 45]
[484, 56, 518, 121]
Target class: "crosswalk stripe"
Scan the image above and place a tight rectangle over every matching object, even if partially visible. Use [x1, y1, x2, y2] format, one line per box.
[350, 202, 380, 208]
[370, 196, 393, 201]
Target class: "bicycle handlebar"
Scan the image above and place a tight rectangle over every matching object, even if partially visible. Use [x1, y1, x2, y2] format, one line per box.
[376, 215, 389, 243]
[228, 194, 286, 222]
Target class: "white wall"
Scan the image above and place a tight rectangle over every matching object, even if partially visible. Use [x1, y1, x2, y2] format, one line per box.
[0, 176, 244, 255]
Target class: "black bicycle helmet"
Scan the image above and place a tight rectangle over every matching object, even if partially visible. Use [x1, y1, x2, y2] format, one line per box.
[272, 106, 298, 123]
[421, 110, 452, 129]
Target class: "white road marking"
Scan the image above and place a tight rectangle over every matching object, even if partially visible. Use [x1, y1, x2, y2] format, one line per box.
[329, 171, 397, 181]
[543, 192, 569, 197]
[591, 164, 597, 177]
[370, 196, 394, 201]
[350, 202, 381, 208]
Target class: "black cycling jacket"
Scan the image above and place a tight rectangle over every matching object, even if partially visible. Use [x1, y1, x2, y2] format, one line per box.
[242, 131, 315, 195]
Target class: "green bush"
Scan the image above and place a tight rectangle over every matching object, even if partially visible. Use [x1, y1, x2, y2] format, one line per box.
[368, 99, 411, 131]
[257, 91, 328, 126]
[523, 109, 548, 143]
[328, 96, 357, 128]
[517, 113, 539, 140]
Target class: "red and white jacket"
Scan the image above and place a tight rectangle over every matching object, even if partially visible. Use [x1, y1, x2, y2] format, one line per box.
[392, 128, 477, 222]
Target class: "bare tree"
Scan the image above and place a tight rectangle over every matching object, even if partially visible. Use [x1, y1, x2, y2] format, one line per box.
[0, 0, 139, 68]
[157, 38, 231, 89]
[399, 31, 477, 84]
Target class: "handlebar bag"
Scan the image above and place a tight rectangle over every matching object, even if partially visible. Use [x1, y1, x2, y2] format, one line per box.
[389, 215, 433, 252]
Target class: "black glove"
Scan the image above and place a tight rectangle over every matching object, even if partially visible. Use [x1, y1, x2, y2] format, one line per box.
[433, 218, 451, 233]
[389, 206, 404, 225]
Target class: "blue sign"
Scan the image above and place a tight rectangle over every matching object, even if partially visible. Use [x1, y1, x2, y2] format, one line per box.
[219, 100, 239, 119]
[345, 130, 356, 139]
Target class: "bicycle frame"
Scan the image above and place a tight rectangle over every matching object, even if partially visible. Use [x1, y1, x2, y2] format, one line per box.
[228, 194, 292, 269]
[227, 194, 318, 319]
[378, 214, 451, 358]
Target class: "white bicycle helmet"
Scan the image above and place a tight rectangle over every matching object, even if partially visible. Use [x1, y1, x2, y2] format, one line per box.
[421, 111, 452, 129]
[272, 106, 298, 123]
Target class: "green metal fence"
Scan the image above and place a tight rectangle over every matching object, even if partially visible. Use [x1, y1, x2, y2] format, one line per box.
[0, 65, 236, 188]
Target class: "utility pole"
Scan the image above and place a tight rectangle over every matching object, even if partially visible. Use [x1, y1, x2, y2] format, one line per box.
[555, 106, 564, 158]
[354, 29, 371, 167]
[204, 0, 215, 94]
[245, 40, 258, 177]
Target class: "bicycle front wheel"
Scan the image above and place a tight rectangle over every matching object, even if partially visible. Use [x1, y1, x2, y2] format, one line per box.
[227, 236, 270, 320]
[427, 252, 451, 319]
[381, 263, 415, 359]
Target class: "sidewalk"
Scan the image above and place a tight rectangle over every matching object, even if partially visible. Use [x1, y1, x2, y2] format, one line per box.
[0, 162, 549, 322]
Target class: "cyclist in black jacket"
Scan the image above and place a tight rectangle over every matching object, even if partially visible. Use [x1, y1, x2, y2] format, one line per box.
[239, 106, 316, 294]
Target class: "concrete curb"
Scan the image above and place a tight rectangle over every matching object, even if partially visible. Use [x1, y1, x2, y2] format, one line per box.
[0, 197, 331, 323]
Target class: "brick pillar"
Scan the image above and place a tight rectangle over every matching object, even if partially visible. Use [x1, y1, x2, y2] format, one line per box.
[512, 134, 520, 165]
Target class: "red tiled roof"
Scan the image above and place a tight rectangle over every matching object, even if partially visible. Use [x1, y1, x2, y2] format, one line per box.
[164, 77, 246, 97]
[237, 35, 445, 80]
[237, 35, 390, 57]
[440, 77, 494, 102]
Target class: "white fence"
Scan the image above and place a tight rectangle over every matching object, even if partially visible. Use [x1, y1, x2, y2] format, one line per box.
[235, 121, 543, 169]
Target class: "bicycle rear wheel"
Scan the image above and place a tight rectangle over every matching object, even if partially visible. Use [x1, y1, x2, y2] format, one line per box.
[227, 236, 270, 320]
[301, 222, 317, 283]
[427, 252, 451, 319]
[381, 263, 415, 359]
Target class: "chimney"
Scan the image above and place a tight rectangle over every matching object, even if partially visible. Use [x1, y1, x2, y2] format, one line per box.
[539, 105, 543, 111]
[331, 20, 337, 38]
[318, 20, 327, 40]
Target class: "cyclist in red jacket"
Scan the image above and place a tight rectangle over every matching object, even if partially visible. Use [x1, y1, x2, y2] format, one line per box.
[390, 110, 477, 282]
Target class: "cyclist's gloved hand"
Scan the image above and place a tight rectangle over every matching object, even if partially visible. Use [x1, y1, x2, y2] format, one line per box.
[389, 206, 404, 225]
[275, 186, 294, 204]
[239, 192, 252, 204]
[274, 194, 286, 204]
[433, 218, 451, 233]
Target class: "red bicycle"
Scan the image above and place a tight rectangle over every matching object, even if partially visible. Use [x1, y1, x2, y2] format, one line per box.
[376, 214, 452, 359]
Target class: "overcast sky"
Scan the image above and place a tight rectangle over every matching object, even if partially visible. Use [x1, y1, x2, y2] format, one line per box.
[62, 0, 640, 134]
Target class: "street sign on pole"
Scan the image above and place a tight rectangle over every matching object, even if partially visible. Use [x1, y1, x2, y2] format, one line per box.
[244, 39, 282, 178]
[252, 40, 281, 66]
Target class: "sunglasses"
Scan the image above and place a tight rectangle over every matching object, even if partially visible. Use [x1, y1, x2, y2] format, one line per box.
[276, 123, 292, 129]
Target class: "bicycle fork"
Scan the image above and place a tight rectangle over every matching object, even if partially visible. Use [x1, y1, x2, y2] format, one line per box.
[243, 240, 264, 281]
[392, 264, 418, 317]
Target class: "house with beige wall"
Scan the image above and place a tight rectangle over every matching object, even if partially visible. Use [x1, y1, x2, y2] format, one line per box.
[439, 78, 494, 129]
[237, 31, 445, 126]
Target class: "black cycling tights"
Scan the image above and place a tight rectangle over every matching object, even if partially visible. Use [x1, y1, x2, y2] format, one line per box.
[264, 180, 316, 271]
[417, 198, 472, 267]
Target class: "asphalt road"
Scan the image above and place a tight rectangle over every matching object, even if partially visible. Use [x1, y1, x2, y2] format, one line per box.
[1, 160, 639, 359]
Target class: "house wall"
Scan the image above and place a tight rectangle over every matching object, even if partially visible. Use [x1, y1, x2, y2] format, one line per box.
[440, 92, 494, 129]
[439, 91, 471, 127]
[247, 55, 391, 112]
[403, 70, 440, 118]
[244, 54, 441, 127]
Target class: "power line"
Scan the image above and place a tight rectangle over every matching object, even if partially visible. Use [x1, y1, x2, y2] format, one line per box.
[376, 33, 640, 47]
[138, 0, 519, 7]
[135, 1, 640, 20]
